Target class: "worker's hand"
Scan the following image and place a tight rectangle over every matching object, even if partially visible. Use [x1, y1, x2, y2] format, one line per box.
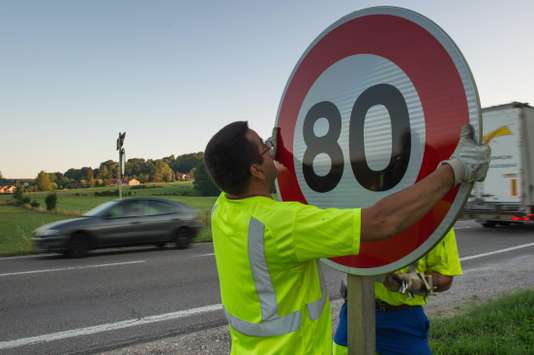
[440, 124, 491, 185]
[384, 272, 433, 296]
[268, 126, 280, 160]
[383, 273, 402, 292]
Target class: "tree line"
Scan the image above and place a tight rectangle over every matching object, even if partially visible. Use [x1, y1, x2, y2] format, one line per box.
[4, 153, 204, 189]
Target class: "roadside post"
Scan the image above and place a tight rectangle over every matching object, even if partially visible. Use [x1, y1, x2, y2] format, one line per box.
[274, 7, 481, 354]
[116, 132, 126, 200]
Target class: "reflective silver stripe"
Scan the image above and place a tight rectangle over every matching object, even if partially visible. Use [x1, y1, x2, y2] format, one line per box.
[225, 310, 301, 337]
[306, 266, 327, 320]
[211, 203, 217, 216]
[248, 218, 278, 319]
[225, 217, 324, 336]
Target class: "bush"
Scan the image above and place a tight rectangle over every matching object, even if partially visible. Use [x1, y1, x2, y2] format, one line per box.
[45, 193, 57, 211]
[13, 185, 25, 205]
[22, 196, 31, 205]
[30, 201, 40, 208]
[94, 190, 119, 197]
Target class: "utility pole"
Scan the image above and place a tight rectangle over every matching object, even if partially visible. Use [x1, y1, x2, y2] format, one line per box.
[116, 132, 126, 199]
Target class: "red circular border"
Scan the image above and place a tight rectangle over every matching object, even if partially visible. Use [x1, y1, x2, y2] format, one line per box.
[276, 14, 468, 268]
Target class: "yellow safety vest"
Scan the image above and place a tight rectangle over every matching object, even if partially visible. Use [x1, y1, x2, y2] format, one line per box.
[211, 193, 361, 354]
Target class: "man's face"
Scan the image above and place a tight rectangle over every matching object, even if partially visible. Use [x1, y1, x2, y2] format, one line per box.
[246, 129, 278, 185]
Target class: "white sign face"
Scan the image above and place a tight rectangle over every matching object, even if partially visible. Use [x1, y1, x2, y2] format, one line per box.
[293, 54, 426, 209]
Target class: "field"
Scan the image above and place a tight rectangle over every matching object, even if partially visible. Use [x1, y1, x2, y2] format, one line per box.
[0, 182, 217, 255]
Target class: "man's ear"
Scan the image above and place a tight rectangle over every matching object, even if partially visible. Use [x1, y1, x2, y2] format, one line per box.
[249, 163, 265, 180]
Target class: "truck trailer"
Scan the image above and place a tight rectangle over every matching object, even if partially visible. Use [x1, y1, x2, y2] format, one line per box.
[463, 102, 534, 227]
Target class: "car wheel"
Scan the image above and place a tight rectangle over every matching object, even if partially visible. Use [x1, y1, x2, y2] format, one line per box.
[68, 232, 89, 258]
[481, 221, 496, 228]
[155, 242, 166, 249]
[175, 228, 193, 249]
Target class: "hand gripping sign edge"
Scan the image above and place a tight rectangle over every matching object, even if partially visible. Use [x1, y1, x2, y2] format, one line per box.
[274, 6, 481, 275]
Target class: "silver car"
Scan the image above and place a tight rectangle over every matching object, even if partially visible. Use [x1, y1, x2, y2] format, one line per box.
[32, 197, 201, 257]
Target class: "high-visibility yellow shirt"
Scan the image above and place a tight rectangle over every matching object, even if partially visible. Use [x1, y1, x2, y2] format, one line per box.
[211, 193, 361, 355]
[375, 229, 463, 306]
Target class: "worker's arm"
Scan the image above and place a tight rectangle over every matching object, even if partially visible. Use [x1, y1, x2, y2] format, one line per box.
[428, 272, 453, 292]
[361, 125, 490, 242]
[361, 164, 454, 241]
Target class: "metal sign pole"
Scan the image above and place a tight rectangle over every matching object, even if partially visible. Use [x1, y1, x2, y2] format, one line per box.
[116, 132, 126, 200]
[347, 274, 375, 355]
[118, 152, 123, 200]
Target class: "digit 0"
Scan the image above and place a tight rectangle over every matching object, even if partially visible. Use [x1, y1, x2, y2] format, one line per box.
[349, 84, 411, 191]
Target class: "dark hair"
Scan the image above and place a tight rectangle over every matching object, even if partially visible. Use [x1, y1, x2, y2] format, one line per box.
[204, 121, 262, 195]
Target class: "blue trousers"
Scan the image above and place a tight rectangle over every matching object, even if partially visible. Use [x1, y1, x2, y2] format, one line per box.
[333, 302, 431, 355]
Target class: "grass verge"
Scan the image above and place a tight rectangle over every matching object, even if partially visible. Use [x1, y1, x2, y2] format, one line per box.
[0, 206, 67, 256]
[429, 289, 534, 355]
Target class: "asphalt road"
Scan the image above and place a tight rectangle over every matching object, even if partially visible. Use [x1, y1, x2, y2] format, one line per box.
[1, 220, 533, 355]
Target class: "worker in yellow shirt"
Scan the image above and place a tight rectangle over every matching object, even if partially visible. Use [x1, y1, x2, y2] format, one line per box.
[333, 229, 462, 355]
[203, 121, 488, 354]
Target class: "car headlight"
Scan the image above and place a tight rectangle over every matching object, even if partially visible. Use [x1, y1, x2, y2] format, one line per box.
[38, 229, 61, 237]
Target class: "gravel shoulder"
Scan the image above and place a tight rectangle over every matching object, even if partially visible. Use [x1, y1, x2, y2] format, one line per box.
[104, 253, 534, 355]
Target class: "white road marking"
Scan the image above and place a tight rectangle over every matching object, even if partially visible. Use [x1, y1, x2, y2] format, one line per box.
[0, 304, 223, 350]
[193, 253, 214, 257]
[460, 242, 534, 261]
[0, 260, 145, 277]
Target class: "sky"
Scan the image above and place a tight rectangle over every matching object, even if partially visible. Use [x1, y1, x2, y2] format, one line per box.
[1, 0, 533, 178]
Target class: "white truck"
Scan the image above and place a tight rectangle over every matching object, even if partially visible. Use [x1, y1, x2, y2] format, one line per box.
[463, 102, 534, 227]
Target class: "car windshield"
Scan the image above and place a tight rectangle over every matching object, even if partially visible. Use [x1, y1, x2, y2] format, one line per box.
[83, 201, 119, 217]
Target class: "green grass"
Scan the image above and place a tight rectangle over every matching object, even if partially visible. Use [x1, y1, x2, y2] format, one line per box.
[0, 206, 68, 256]
[430, 289, 534, 355]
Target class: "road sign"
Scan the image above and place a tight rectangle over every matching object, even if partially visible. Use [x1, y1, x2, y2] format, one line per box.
[274, 7, 481, 275]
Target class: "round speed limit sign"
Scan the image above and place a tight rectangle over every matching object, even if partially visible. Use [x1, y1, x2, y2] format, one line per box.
[274, 7, 481, 275]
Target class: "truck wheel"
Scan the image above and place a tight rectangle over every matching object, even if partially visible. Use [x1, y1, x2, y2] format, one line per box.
[68, 232, 89, 258]
[481, 221, 496, 228]
[175, 228, 193, 249]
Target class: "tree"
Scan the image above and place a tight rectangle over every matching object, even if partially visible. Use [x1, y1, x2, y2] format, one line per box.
[81, 167, 95, 187]
[50, 172, 71, 190]
[64, 168, 83, 188]
[64, 168, 83, 182]
[97, 160, 119, 180]
[193, 161, 220, 196]
[36, 171, 54, 191]
[152, 161, 175, 183]
[172, 152, 203, 174]
[125, 158, 154, 180]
